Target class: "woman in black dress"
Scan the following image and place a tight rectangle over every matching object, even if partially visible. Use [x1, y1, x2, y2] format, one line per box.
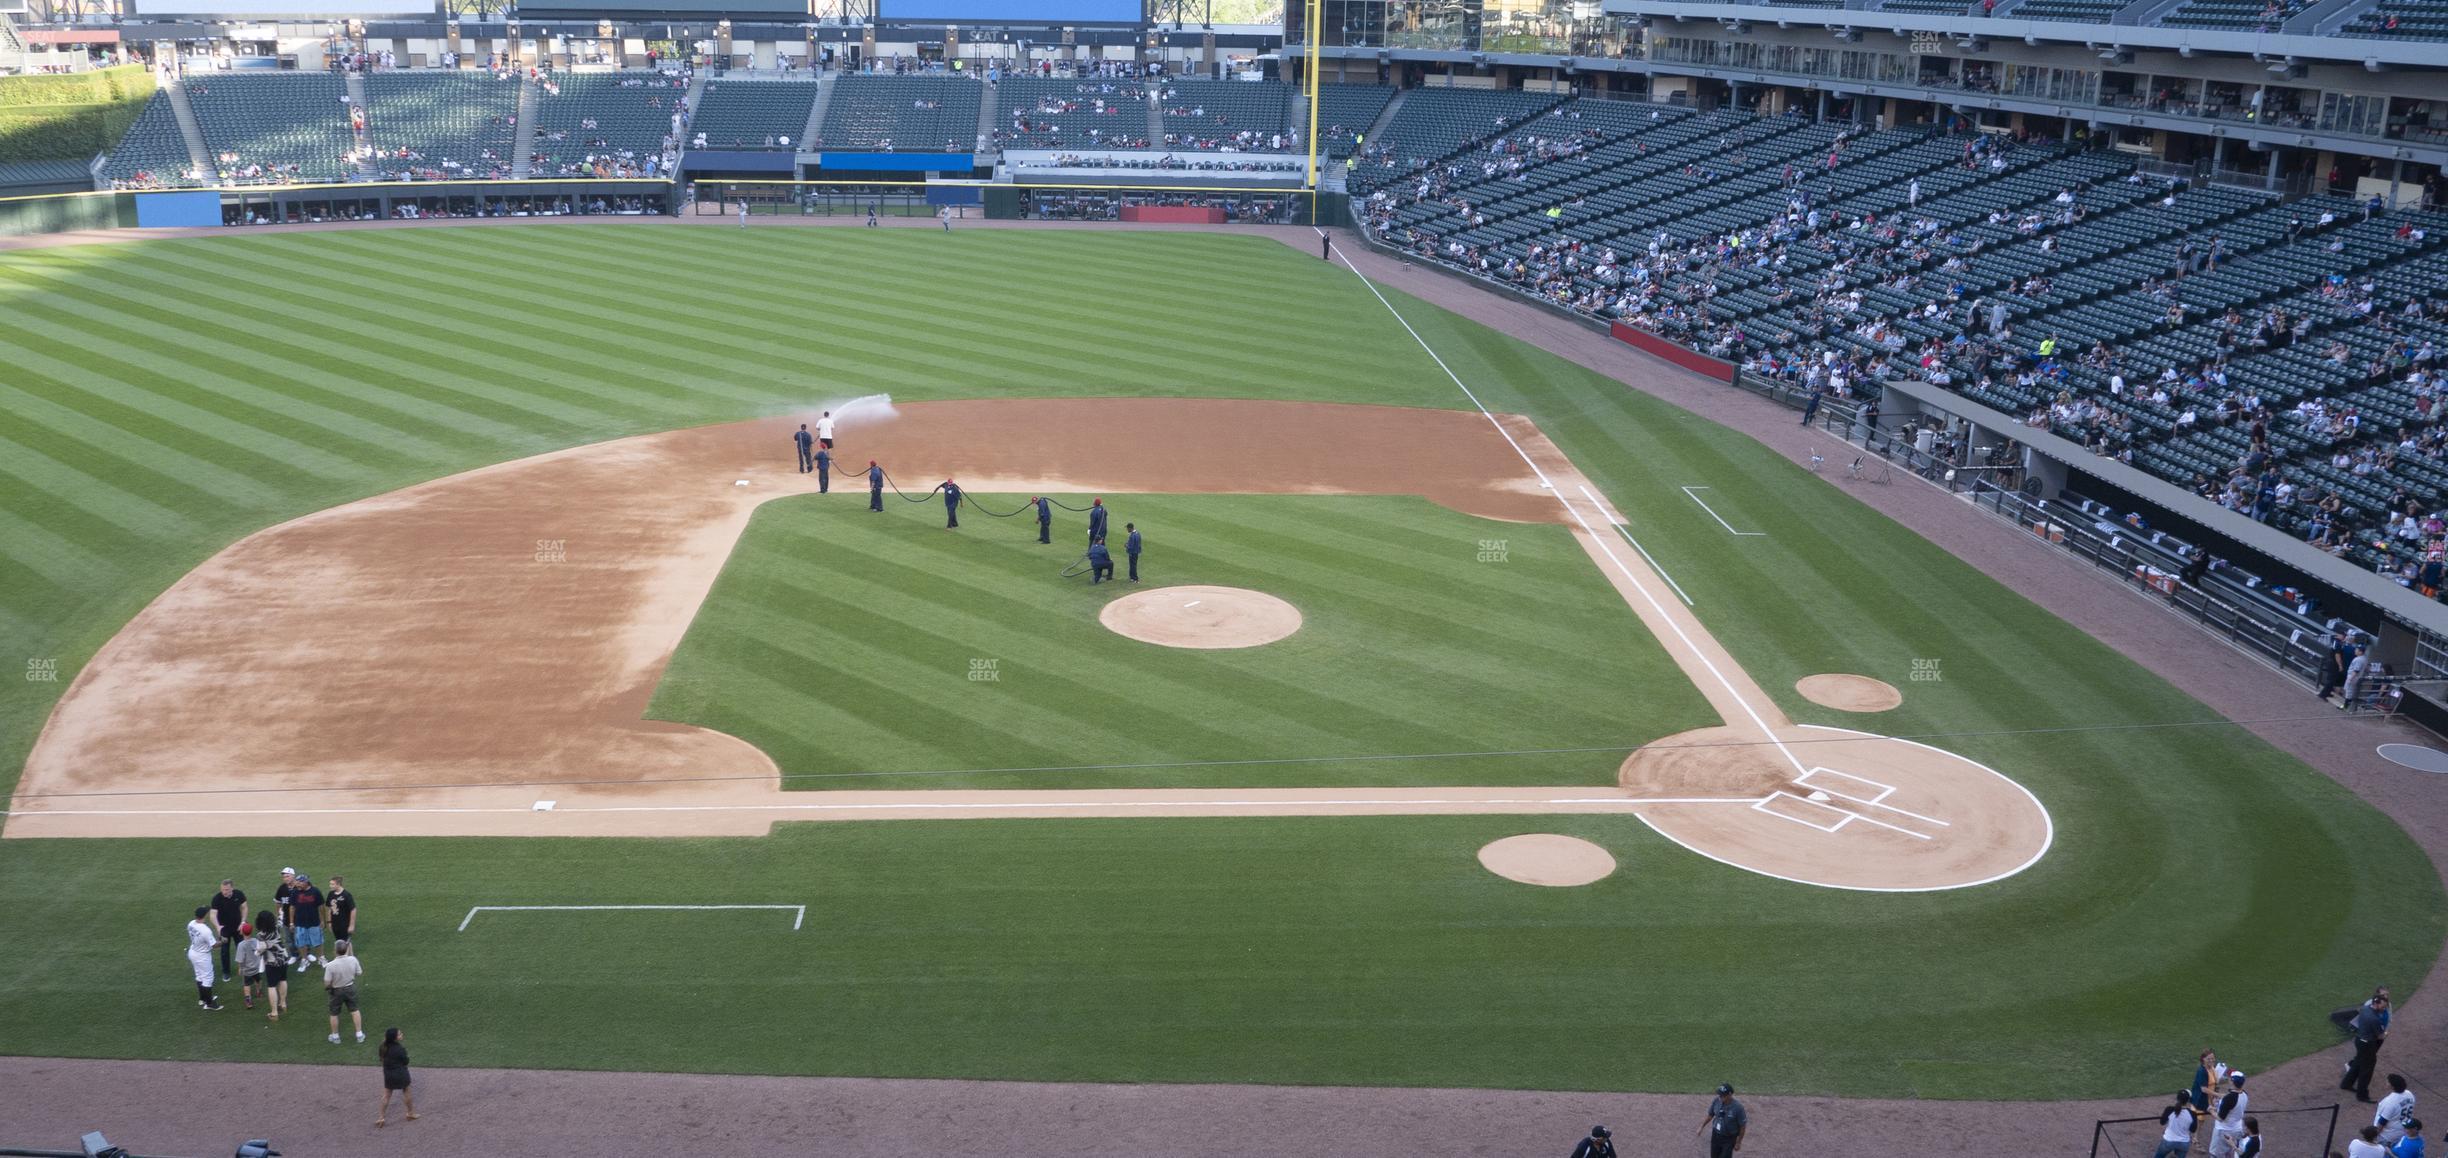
[376, 1027, 416, 1127]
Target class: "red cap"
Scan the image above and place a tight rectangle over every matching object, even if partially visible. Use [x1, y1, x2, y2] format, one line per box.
[1093, 498, 1102, 506]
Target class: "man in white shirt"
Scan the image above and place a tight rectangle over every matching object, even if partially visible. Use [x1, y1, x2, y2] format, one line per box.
[186, 907, 224, 1011]
[2209, 1072, 2250, 1157]
[2378, 1074, 2418, 1146]
[816, 411, 836, 449]
[2351, 1125, 2392, 1158]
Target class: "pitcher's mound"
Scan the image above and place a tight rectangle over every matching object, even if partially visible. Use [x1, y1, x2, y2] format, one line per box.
[1478, 834, 1616, 886]
[1796, 673, 1903, 712]
[1100, 585, 1302, 649]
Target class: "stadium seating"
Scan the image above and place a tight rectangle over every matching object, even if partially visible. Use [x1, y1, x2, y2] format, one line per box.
[817, 75, 983, 153]
[363, 71, 520, 177]
[1356, 92, 2448, 566]
[992, 76, 1149, 150]
[2009, 0, 2129, 20]
[1310, 83, 1396, 158]
[2156, 0, 2303, 30]
[1157, 79, 1292, 149]
[1349, 86, 1569, 187]
[99, 91, 199, 187]
[2341, 0, 2448, 37]
[531, 72, 681, 175]
[183, 72, 355, 184]
[689, 78, 818, 150]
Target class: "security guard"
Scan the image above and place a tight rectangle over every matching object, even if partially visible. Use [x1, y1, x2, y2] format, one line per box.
[793, 424, 815, 473]
[867, 461, 884, 512]
[1124, 522, 1142, 582]
[1032, 496, 1052, 544]
[1697, 1084, 1747, 1158]
[1086, 539, 1114, 583]
[812, 446, 832, 493]
[1087, 498, 1109, 544]
[942, 479, 962, 529]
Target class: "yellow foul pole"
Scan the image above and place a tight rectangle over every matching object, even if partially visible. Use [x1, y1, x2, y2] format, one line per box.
[1303, 0, 1322, 224]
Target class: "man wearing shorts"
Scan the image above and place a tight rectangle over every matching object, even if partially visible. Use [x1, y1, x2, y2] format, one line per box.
[324, 940, 365, 1044]
[289, 873, 327, 970]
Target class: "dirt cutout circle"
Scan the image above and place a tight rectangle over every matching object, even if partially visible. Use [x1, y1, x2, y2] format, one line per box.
[1796, 674, 1903, 713]
[1478, 834, 1617, 886]
[1099, 585, 1302, 650]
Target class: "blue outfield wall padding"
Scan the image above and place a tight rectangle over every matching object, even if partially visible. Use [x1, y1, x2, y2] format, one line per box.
[134, 190, 222, 228]
[817, 152, 974, 172]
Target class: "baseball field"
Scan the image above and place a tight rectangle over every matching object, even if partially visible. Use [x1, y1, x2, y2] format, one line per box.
[0, 222, 2436, 1100]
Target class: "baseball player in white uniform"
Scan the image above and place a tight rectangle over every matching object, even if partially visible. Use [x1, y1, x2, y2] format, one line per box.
[2209, 1073, 2250, 1158]
[186, 907, 224, 1011]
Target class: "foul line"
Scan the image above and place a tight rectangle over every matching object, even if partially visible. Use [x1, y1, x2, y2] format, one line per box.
[458, 904, 806, 932]
[1326, 237, 1808, 779]
[1591, 485, 1695, 607]
[1680, 487, 1766, 537]
[25, 796, 1773, 820]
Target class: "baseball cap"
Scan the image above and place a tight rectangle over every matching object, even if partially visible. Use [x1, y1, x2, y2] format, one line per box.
[1590, 1126, 1610, 1139]
[1717, 1083, 1735, 1095]
[2229, 1072, 2246, 1085]
[281, 866, 295, 875]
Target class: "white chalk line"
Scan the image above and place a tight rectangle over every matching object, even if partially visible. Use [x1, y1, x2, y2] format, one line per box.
[8, 795, 1773, 819]
[1325, 239, 1808, 780]
[1680, 486, 1767, 537]
[1587, 484, 1696, 607]
[459, 904, 806, 933]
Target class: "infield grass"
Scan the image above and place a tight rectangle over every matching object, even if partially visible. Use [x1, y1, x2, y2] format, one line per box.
[648, 493, 1713, 789]
[0, 224, 2436, 1099]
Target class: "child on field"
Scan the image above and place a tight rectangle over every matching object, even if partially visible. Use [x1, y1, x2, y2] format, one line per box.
[233, 923, 264, 1010]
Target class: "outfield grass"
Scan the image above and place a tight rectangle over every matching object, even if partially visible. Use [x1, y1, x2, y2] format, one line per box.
[649, 494, 1713, 789]
[0, 225, 2436, 1098]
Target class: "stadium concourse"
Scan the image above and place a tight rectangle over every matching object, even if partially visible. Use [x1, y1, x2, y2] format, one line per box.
[0, 212, 2441, 1158]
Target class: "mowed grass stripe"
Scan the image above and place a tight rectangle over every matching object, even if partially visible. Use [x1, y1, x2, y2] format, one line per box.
[68, 251, 649, 441]
[5, 285, 470, 472]
[284, 235, 820, 390]
[728, 531, 1389, 761]
[0, 368, 319, 508]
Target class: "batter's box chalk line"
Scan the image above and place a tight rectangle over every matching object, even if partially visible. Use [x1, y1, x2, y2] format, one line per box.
[458, 904, 807, 932]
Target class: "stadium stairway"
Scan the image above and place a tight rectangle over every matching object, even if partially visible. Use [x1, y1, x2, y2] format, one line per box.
[1358, 87, 1406, 159]
[1145, 86, 1164, 148]
[164, 78, 217, 187]
[344, 71, 374, 179]
[510, 79, 538, 178]
[802, 72, 833, 149]
[975, 81, 998, 152]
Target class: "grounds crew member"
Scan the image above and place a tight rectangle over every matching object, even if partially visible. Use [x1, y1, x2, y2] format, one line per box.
[1125, 523, 1142, 582]
[1032, 496, 1052, 544]
[868, 462, 884, 512]
[812, 446, 832, 493]
[1087, 539, 1115, 584]
[943, 479, 963, 529]
[1698, 1083, 1746, 1158]
[794, 424, 815, 473]
[1087, 498, 1109, 544]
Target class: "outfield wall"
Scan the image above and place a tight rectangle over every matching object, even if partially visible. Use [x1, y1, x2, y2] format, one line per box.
[0, 190, 132, 237]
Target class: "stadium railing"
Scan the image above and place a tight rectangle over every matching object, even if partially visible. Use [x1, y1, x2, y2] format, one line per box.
[1788, 388, 2345, 683]
[2088, 1103, 2338, 1157]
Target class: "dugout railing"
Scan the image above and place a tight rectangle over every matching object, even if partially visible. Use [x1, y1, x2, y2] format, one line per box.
[1795, 394, 2354, 690]
[2088, 1103, 2338, 1158]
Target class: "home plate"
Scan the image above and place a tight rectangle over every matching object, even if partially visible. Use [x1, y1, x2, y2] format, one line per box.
[1807, 791, 1831, 802]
